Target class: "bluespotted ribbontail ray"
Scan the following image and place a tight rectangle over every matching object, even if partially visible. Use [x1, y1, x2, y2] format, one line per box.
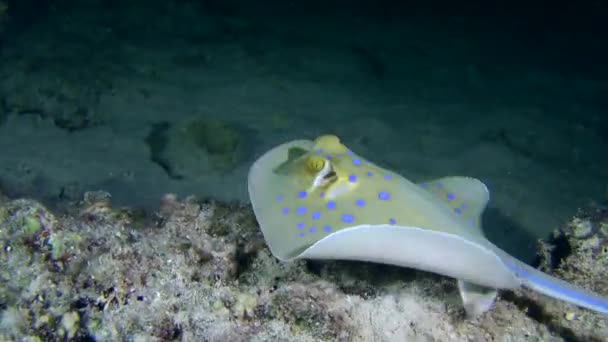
[247, 134, 608, 317]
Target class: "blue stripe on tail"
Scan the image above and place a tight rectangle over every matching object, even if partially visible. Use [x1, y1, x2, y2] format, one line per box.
[503, 259, 608, 315]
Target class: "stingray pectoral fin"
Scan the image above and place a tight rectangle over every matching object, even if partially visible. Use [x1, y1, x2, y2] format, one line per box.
[297, 224, 521, 289]
[419, 176, 489, 235]
[458, 280, 498, 317]
[497, 251, 608, 315]
[248, 139, 315, 260]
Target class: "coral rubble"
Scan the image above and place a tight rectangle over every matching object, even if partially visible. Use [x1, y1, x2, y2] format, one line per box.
[0, 189, 606, 341]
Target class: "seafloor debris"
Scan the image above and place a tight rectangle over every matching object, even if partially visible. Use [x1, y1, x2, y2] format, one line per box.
[0, 189, 606, 341]
[145, 116, 254, 180]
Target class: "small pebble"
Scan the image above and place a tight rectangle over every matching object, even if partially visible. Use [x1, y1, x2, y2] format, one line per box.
[571, 218, 593, 238]
[564, 312, 576, 321]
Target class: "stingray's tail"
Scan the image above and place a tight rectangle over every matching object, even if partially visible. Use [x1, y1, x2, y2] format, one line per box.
[498, 252, 608, 315]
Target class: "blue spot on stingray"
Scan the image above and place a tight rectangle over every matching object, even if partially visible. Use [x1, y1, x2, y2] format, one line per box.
[352, 158, 362, 166]
[454, 208, 462, 215]
[467, 219, 474, 227]
[378, 192, 391, 201]
[309, 227, 317, 233]
[323, 225, 332, 232]
[348, 174, 357, 183]
[389, 218, 396, 225]
[311, 211, 321, 220]
[337, 153, 343, 158]
[341, 214, 354, 223]
[326, 201, 336, 210]
[296, 207, 307, 215]
[347, 150, 354, 156]
[281, 208, 289, 215]
[355, 199, 366, 207]
[366, 171, 373, 177]
[325, 154, 332, 159]
[384, 174, 392, 180]
[319, 192, 325, 198]
[461, 203, 468, 209]
[315, 148, 322, 154]
[447, 193, 455, 200]
[276, 195, 284, 201]
[298, 191, 307, 199]
[436, 183, 444, 188]
[420, 183, 428, 188]
[298, 232, 305, 237]
[297, 222, 305, 229]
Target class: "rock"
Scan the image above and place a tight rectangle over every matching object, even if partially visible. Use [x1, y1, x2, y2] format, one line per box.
[146, 116, 254, 179]
[1, 192, 606, 341]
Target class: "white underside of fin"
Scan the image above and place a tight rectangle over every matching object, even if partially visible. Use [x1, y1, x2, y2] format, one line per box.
[296, 224, 520, 289]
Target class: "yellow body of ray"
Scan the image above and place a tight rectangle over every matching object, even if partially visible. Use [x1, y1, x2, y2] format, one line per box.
[254, 134, 487, 259]
[313, 135, 348, 154]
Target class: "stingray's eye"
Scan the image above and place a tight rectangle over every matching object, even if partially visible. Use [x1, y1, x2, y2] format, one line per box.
[306, 155, 326, 173]
[309, 156, 337, 190]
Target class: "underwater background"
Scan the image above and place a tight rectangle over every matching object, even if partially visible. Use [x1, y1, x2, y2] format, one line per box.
[0, 0, 607, 340]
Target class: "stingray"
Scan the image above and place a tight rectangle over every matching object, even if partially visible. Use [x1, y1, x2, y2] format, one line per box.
[248, 135, 608, 317]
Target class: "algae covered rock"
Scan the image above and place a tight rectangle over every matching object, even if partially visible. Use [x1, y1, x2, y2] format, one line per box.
[537, 205, 608, 292]
[0, 198, 88, 341]
[0, 199, 57, 255]
[146, 116, 254, 179]
[0, 199, 58, 309]
[186, 118, 242, 157]
[2, 189, 606, 341]
[268, 280, 358, 341]
[533, 204, 608, 340]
